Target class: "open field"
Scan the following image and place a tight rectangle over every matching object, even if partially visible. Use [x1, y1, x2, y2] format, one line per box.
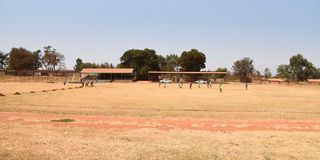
[1, 82, 320, 119]
[1, 82, 320, 159]
[0, 82, 79, 95]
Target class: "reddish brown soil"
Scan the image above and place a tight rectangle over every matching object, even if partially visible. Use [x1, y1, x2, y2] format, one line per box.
[1, 112, 320, 132]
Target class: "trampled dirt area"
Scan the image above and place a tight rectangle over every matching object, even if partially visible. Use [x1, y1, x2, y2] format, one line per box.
[1, 112, 320, 132]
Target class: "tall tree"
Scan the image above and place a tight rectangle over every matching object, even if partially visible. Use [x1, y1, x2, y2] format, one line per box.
[165, 54, 179, 71]
[119, 48, 160, 80]
[215, 67, 227, 79]
[232, 57, 254, 82]
[32, 50, 42, 69]
[157, 55, 166, 71]
[317, 68, 320, 79]
[276, 64, 293, 82]
[253, 70, 261, 78]
[178, 49, 206, 71]
[74, 58, 83, 71]
[8, 47, 35, 71]
[42, 46, 65, 70]
[264, 68, 272, 79]
[0, 51, 9, 69]
[289, 54, 318, 81]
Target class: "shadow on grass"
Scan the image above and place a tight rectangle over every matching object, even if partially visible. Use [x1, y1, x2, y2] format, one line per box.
[51, 119, 76, 123]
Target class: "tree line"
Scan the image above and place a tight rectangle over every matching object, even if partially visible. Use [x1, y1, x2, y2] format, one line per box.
[0, 46, 65, 71]
[75, 48, 207, 80]
[1, 46, 319, 82]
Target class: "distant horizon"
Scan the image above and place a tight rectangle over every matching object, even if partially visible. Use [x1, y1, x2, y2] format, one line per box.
[1, 0, 320, 75]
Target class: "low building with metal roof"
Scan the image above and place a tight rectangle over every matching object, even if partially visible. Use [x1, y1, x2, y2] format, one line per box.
[81, 68, 134, 82]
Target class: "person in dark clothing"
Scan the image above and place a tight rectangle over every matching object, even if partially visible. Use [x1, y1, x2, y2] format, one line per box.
[90, 81, 94, 87]
[189, 82, 193, 89]
[219, 83, 223, 93]
[81, 81, 84, 87]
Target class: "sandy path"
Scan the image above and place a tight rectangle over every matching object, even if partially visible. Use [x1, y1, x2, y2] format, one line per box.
[1, 112, 320, 132]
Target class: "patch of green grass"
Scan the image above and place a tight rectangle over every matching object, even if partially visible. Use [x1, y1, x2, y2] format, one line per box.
[51, 119, 76, 123]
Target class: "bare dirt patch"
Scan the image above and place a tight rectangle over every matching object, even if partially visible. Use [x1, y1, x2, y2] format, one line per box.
[1, 112, 320, 132]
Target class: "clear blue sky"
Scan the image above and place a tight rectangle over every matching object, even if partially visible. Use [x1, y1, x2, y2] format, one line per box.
[1, 0, 320, 74]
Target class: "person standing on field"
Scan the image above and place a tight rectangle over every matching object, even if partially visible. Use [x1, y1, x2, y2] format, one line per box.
[245, 81, 248, 90]
[189, 81, 193, 89]
[219, 82, 223, 93]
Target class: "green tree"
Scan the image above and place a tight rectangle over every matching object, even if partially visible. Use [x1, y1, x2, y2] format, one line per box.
[42, 46, 65, 70]
[264, 68, 272, 79]
[0, 51, 9, 69]
[157, 55, 166, 71]
[100, 62, 110, 68]
[254, 70, 261, 78]
[119, 48, 160, 80]
[276, 64, 293, 82]
[165, 54, 179, 71]
[289, 54, 319, 81]
[8, 47, 35, 71]
[74, 58, 83, 71]
[178, 49, 206, 71]
[80, 63, 100, 68]
[232, 57, 254, 82]
[215, 67, 227, 79]
[74, 58, 113, 70]
[303, 62, 319, 79]
[32, 50, 42, 69]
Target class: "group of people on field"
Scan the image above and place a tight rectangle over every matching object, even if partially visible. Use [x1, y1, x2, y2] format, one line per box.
[159, 80, 249, 93]
[159, 79, 225, 93]
[81, 80, 94, 87]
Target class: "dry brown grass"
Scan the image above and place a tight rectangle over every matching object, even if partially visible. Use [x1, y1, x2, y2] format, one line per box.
[0, 122, 319, 160]
[0, 82, 79, 95]
[1, 82, 320, 159]
[1, 82, 320, 119]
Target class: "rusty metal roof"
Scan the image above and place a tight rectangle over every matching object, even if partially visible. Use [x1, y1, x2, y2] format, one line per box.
[81, 68, 134, 74]
[148, 71, 227, 74]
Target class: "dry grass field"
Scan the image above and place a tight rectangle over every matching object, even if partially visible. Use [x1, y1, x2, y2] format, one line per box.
[1, 82, 320, 159]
